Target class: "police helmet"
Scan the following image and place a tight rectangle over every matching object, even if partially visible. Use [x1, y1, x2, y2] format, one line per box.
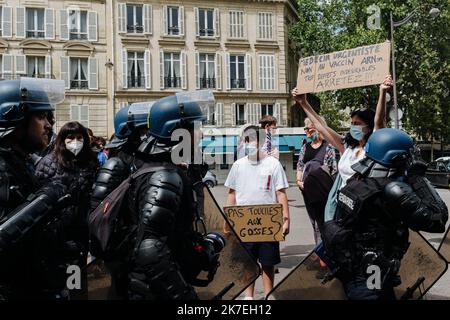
[364, 128, 414, 167]
[147, 96, 206, 140]
[107, 102, 153, 148]
[0, 78, 64, 137]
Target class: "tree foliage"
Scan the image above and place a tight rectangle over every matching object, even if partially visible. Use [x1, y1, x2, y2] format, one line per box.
[290, 0, 450, 141]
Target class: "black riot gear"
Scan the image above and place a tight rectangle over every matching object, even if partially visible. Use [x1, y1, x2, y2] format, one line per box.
[321, 129, 448, 300]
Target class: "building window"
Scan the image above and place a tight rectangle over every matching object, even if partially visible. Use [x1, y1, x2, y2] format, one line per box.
[26, 8, 45, 38]
[235, 103, 246, 125]
[164, 52, 181, 88]
[229, 11, 244, 38]
[70, 58, 88, 89]
[259, 54, 275, 90]
[258, 12, 273, 40]
[70, 105, 89, 128]
[127, 52, 144, 88]
[261, 104, 274, 116]
[199, 9, 214, 37]
[230, 55, 245, 89]
[0, 7, 2, 37]
[27, 56, 45, 78]
[69, 10, 87, 40]
[126, 4, 143, 33]
[200, 53, 215, 89]
[167, 6, 179, 35]
[205, 104, 215, 125]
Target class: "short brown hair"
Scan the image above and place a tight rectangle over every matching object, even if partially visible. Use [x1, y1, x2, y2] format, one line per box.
[259, 115, 277, 129]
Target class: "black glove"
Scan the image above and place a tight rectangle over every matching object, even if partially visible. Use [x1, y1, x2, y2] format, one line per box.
[35, 180, 67, 205]
[384, 181, 420, 219]
[407, 160, 428, 177]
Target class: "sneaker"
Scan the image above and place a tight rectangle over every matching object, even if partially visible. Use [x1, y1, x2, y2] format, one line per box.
[242, 296, 254, 300]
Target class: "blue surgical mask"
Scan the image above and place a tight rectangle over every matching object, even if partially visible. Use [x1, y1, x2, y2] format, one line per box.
[350, 125, 365, 141]
[306, 133, 318, 143]
[245, 144, 258, 156]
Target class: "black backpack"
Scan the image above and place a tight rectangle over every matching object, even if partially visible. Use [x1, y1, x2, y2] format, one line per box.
[89, 164, 169, 260]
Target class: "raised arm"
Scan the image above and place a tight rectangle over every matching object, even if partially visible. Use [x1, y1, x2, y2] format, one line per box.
[374, 75, 393, 130]
[292, 89, 345, 154]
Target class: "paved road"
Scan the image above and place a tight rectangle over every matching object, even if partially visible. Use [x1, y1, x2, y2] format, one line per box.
[210, 185, 450, 300]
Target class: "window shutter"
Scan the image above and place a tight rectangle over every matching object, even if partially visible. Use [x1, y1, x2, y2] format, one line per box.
[214, 9, 220, 38]
[143, 4, 152, 34]
[88, 57, 98, 90]
[45, 55, 52, 78]
[231, 103, 236, 126]
[60, 9, 69, 40]
[215, 52, 222, 90]
[45, 9, 55, 39]
[244, 103, 250, 123]
[2, 54, 12, 78]
[242, 12, 246, 38]
[15, 55, 26, 75]
[144, 49, 151, 89]
[16, 7, 25, 39]
[179, 6, 185, 37]
[245, 53, 252, 91]
[122, 48, 128, 89]
[118, 3, 126, 33]
[274, 103, 281, 123]
[225, 53, 230, 91]
[254, 103, 261, 124]
[272, 55, 277, 91]
[162, 5, 168, 36]
[70, 105, 79, 121]
[60, 56, 70, 89]
[216, 103, 224, 126]
[181, 51, 187, 89]
[194, 8, 199, 37]
[195, 51, 200, 89]
[259, 55, 263, 90]
[2, 7, 12, 38]
[159, 50, 165, 89]
[88, 11, 98, 42]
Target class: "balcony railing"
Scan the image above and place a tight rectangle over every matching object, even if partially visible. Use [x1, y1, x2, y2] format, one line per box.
[26, 73, 53, 79]
[127, 25, 144, 33]
[231, 78, 246, 89]
[70, 80, 88, 89]
[236, 119, 246, 126]
[200, 77, 215, 89]
[164, 76, 181, 88]
[199, 28, 214, 37]
[70, 30, 88, 40]
[127, 75, 145, 88]
[168, 26, 180, 35]
[204, 119, 216, 126]
[0, 74, 55, 80]
[27, 30, 45, 38]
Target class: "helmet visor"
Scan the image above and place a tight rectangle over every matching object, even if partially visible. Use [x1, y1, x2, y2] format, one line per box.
[176, 90, 215, 115]
[20, 77, 65, 105]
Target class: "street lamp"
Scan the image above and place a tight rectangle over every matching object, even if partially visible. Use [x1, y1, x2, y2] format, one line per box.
[390, 7, 440, 129]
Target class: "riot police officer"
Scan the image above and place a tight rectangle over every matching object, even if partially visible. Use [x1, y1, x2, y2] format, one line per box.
[0, 78, 67, 299]
[322, 128, 448, 300]
[90, 102, 153, 299]
[126, 92, 224, 300]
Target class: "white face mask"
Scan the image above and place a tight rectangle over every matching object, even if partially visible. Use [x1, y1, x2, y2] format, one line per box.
[66, 139, 84, 156]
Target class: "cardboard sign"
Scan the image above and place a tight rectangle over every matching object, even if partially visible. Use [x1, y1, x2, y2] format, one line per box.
[297, 41, 391, 94]
[223, 204, 284, 242]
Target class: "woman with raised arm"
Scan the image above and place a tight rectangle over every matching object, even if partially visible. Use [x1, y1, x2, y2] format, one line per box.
[292, 75, 393, 189]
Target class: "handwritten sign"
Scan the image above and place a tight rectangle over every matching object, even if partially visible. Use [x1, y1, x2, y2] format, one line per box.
[297, 41, 391, 94]
[223, 204, 284, 242]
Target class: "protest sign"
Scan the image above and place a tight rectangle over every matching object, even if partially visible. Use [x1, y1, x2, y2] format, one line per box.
[297, 41, 390, 94]
[223, 204, 284, 242]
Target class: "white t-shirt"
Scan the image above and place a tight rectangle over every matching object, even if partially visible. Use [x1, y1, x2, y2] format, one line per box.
[338, 146, 365, 189]
[224, 156, 289, 205]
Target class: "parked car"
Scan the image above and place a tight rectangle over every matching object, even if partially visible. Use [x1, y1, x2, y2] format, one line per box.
[203, 171, 218, 188]
[426, 159, 450, 188]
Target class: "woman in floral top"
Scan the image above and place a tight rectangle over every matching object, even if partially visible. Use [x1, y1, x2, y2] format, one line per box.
[296, 118, 337, 266]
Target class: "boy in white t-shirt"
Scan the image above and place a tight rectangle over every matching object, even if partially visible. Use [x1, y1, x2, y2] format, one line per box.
[224, 126, 290, 300]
